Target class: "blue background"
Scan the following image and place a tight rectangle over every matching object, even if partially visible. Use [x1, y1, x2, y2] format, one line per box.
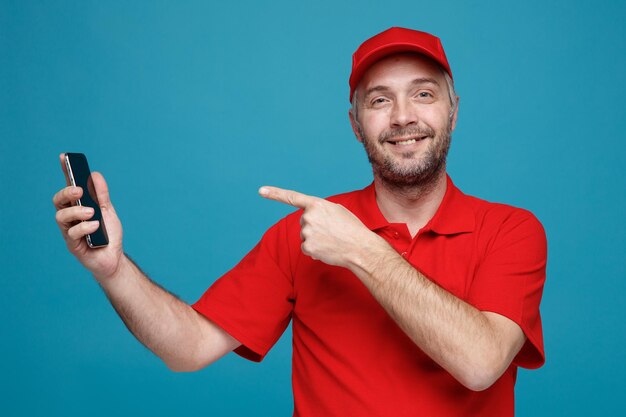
[1, 1, 624, 415]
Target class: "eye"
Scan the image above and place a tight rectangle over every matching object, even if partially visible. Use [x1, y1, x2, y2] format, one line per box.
[417, 91, 433, 98]
[371, 97, 388, 105]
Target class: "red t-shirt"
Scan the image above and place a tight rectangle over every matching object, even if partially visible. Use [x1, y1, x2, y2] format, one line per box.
[192, 174, 547, 417]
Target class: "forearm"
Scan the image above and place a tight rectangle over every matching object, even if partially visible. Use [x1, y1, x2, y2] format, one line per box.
[97, 255, 203, 372]
[348, 241, 505, 390]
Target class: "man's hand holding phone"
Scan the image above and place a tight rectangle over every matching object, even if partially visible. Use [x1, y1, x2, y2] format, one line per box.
[53, 153, 126, 282]
[51, 152, 241, 371]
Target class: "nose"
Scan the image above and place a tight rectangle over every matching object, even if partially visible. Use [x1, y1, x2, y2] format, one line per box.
[390, 97, 418, 128]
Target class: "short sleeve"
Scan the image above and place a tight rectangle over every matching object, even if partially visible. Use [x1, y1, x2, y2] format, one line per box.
[191, 217, 296, 362]
[467, 209, 548, 369]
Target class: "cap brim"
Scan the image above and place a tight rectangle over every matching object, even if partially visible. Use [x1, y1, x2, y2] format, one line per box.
[349, 43, 451, 101]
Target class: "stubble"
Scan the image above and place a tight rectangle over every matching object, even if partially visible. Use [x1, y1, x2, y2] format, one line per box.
[359, 122, 452, 197]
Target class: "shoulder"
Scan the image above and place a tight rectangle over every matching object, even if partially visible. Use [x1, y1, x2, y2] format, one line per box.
[472, 194, 543, 233]
[461, 192, 547, 255]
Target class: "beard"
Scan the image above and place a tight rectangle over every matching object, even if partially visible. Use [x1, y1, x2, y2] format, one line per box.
[358, 120, 452, 192]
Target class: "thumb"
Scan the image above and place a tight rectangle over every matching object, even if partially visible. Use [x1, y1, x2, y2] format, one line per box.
[90, 171, 123, 246]
[90, 171, 113, 210]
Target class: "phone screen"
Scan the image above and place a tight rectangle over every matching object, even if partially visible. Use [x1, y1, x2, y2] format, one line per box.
[64, 153, 109, 247]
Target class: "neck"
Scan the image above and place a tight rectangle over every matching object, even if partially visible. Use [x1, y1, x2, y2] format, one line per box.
[373, 168, 448, 236]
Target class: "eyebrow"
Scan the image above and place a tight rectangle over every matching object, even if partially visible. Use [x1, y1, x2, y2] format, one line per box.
[363, 77, 441, 98]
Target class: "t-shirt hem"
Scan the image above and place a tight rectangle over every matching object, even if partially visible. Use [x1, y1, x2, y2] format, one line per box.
[473, 304, 545, 369]
[191, 300, 268, 363]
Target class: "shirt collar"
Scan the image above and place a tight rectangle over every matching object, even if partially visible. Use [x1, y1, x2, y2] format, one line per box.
[351, 174, 475, 235]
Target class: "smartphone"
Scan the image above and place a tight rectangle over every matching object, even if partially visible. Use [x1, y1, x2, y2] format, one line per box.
[63, 153, 109, 248]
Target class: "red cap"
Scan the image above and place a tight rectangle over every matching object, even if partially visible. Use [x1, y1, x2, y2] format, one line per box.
[349, 27, 452, 102]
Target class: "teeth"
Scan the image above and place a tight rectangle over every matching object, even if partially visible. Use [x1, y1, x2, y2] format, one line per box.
[396, 138, 417, 145]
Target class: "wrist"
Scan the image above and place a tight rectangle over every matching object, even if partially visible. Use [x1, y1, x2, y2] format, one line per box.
[347, 233, 396, 275]
[94, 253, 134, 288]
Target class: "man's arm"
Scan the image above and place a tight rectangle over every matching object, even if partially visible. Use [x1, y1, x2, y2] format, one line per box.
[347, 244, 525, 391]
[259, 185, 527, 391]
[99, 255, 241, 372]
[53, 155, 240, 372]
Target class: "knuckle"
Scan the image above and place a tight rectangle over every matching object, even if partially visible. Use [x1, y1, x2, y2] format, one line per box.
[68, 220, 90, 240]
[54, 189, 68, 207]
[302, 241, 317, 259]
[67, 225, 79, 240]
[55, 209, 64, 223]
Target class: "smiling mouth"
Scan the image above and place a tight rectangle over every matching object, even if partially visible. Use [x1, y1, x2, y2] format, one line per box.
[386, 136, 429, 146]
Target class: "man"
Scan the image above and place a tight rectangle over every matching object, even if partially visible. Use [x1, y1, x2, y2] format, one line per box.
[53, 27, 546, 416]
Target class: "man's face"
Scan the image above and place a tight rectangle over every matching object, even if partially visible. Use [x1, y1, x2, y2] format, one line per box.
[350, 53, 458, 188]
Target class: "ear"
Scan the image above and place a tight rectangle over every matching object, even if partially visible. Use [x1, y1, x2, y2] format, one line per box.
[450, 96, 460, 131]
[348, 109, 363, 143]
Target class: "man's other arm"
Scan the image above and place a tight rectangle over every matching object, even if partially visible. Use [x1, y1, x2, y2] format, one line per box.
[349, 249, 526, 391]
[100, 255, 241, 372]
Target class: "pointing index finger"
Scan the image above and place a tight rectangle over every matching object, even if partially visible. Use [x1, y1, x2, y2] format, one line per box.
[259, 186, 318, 209]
